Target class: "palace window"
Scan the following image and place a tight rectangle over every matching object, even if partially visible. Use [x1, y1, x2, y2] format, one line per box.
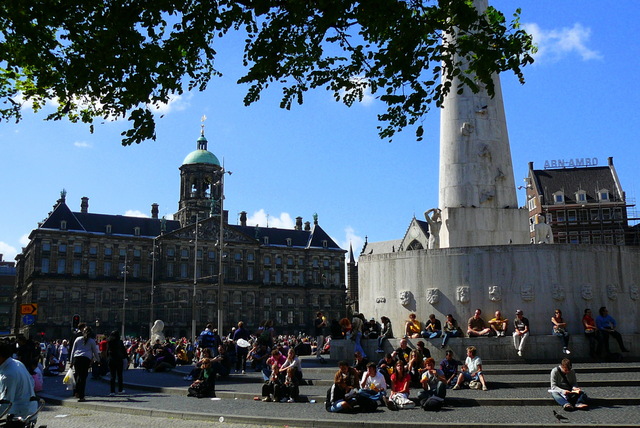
[73, 260, 81, 275]
[41, 258, 49, 273]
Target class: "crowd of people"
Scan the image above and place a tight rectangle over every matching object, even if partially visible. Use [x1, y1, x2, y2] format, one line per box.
[395, 305, 629, 358]
[0, 304, 629, 415]
[326, 344, 484, 413]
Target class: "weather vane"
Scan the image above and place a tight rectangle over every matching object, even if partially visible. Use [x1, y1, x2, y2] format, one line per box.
[201, 114, 207, 136]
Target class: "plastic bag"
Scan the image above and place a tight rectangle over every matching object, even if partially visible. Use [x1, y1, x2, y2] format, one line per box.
[63, 368, 76, 390]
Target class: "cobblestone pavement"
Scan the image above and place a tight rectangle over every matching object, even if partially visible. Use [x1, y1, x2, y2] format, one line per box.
[36, 360, 640, 428]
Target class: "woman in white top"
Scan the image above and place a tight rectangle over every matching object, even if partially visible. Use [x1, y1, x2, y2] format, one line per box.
[70, 327, 100, 402]
[279, 348, 302, 384]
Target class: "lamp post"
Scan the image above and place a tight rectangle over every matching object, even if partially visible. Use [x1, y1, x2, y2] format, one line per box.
[121, 252, 129, 339]
[191, 215, 200, 342]
[149, 237, 157, 339]
[216, 168, 231, 335]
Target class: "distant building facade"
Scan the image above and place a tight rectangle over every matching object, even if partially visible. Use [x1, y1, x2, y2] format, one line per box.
[13, 131, 346, 339]
[0, 254, 15, 334]
[525, 157, 637, 245]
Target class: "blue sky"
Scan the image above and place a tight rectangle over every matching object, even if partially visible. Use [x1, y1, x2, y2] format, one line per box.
[1, 1, 639, 262]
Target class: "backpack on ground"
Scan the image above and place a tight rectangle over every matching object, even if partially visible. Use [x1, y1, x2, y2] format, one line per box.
[421, 395, 444, 411]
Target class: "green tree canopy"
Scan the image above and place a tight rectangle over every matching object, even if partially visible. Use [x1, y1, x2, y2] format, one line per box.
[0, 0, 534, 145]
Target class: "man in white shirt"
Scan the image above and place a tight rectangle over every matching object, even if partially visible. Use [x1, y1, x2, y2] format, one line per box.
[358, 362, 388, 407]
[0, 340, 38, 420]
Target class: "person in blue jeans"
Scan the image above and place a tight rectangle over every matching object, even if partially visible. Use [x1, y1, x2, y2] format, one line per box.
[596, 307, 630, 353]
[441, 314, 461, 349]
[551, 309, 571, 354]
[550, 358, 589, 411]
[422, 314, 442, 339]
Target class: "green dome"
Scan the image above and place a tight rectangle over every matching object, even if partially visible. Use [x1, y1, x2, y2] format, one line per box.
[182, 149, 220, 166]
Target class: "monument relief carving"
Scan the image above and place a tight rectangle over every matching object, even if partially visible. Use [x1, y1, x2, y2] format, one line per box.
[488, 285, 502, 302]
[457, 286, 470, 304]
[581, 284, 593, 301]
[630, 285, 639, 301]
[551, 284, 565, 301]
[375, 296, 386, 304]
[460, 122, 474, 136]
[399, 290, 412, 306]
[520, 284, 534, 301]
[426, 288, 440, 305]
[607, 284, 618, 301]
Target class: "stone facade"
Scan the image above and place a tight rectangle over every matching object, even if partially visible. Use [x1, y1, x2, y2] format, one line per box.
[13, 132, 346, 339]
[358, 244, 640, 337]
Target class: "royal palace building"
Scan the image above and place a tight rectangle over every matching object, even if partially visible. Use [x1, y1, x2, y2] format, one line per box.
[13, 131, 346, 339]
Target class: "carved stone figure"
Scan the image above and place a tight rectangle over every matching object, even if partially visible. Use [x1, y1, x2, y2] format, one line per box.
[581, 284, 593, 301]
[488, 285, 502, 302]
[376, 296, 386, 304]
[534, 215, 554, 244]
[424, 208, 442, 250]
[630, 285, 639, 301]
[551, 284, 565, 301]
[457, 286, 470, 304]
[150, 320, 166, 344]
[426, 288, 440, 305]
[520, 284, 534, 302]
[399, 290, 412, 306]
[607, 284, 618, 301]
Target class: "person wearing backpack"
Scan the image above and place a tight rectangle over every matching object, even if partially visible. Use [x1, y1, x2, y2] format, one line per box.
[197, 324, 217, 355]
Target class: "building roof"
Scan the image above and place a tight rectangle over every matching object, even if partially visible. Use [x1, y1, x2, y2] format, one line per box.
[530, 159, 623, 205]
[360, 239, 403, 255]
[182, 149, 220, 166]
[38, 200, 181, 238]
[231, 223, 343, 251]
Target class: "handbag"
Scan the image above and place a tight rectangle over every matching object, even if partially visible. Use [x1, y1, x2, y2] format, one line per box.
[63, 368, 76, 390]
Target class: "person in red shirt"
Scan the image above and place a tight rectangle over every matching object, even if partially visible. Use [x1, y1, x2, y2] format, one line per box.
[388, 361, 415, 410]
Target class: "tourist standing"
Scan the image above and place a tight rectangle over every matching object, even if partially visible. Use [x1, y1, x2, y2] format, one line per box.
[70, 326, 100, 402]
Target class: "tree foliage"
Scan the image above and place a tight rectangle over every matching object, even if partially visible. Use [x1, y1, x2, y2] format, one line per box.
[0, 0, 534, 145]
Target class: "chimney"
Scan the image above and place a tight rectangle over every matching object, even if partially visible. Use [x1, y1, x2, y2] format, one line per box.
[151, 203, 159, 219]
[80, 197, 89, 214]
[240, 211, 247, 226]
[295, 216, 303, 231]
[304, 221, 311, 231]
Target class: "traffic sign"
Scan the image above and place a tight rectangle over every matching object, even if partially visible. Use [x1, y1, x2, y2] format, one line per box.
[20, 303, 38, 315]
[22, 314, 35, 325]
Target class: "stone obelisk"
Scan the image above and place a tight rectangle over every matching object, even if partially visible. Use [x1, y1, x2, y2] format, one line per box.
[437, 0, 529, 248]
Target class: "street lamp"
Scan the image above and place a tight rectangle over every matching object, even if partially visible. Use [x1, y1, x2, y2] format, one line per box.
[121, 252, 129, 339]
[191, 214, 200, 342]
[149, 237, 159, 338]
[214, 167, 232, 335]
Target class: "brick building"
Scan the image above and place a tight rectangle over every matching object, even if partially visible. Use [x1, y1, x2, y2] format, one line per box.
[525, 157, 638, 244]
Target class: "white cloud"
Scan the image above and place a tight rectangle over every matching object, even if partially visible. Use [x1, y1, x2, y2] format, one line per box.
[148, 93, 192, 115]
[245, 209, 295, 229]
[124, 210, 149, 218]
[74, 141, 92, 148]
[339, 77, 375, 107]
[0, 241, 18, 261]
[19, 234, 30, 246]
[337, 226, 365, 261]
[524, 22, 602, 63]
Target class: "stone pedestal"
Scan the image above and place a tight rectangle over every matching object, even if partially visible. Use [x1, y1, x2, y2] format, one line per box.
[440, 207, 530, 247]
